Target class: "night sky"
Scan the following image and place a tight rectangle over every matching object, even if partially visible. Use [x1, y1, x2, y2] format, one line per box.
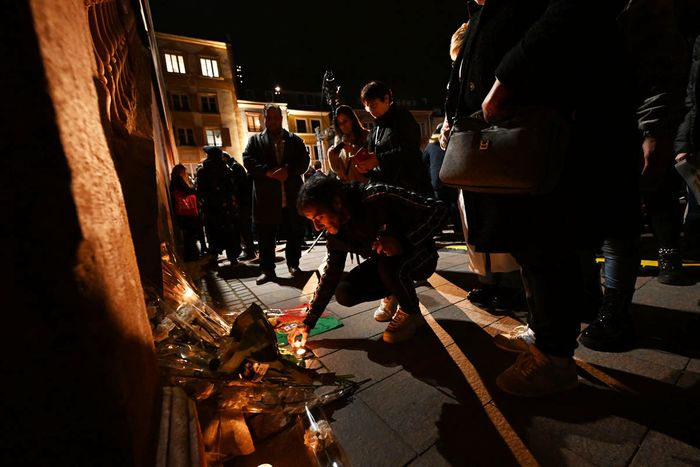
[149, 0, 469, 109]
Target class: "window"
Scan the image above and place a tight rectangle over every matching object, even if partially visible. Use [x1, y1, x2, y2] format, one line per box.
[170, 93, 190, 111]
[205, 128, 222, 146]
[177, 128, 195, 146]
[295, 119, 308, 133]
[200, 95, 218, 113]
[164, 53, 186, 74]
[246, 113, 262, 132]
[200, 58, 220, 78]
[310, 119, 321, 132]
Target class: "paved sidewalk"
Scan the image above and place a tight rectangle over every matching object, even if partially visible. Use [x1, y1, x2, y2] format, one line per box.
[196, 242, 700, 466]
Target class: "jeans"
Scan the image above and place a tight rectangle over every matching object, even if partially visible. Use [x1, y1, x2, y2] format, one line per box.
[602, 236, 640, 292]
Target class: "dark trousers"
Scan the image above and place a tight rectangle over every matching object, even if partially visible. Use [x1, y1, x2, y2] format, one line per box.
[238, 208, 255, 254]
[256, 206, 304, 273]
[512, 244, 582, 358]
[643, 166, 684, 250]
[334, 247, 438, 314]
[176, 215, 200, 261]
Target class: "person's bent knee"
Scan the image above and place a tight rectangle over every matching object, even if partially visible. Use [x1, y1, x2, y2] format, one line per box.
[335, 281, 358, 307]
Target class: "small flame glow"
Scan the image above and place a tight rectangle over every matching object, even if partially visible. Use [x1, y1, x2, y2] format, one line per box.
[296, 348, 306, 356]
[183, 288, 195, 299]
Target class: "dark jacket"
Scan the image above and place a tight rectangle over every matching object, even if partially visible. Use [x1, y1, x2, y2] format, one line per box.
[422, 141, 447, 192]
[443, 0, 640, 251]
[367, 105, 432, 195]
[242, 129, 310, 224]
[303, 183, 446, 328]
[227, 159, 252, 214]
[676, 34, 700, 155]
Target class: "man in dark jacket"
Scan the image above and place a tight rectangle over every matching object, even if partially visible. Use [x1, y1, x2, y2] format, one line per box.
[196, 146, 241, 265]
[243, 104, 310, 284]
[355, 81, 432, 195]
[288, 175, 446, 345]
[222, 151, 256, 261]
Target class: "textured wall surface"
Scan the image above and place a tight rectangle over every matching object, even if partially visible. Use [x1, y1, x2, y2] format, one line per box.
[2, 1, 158, 465]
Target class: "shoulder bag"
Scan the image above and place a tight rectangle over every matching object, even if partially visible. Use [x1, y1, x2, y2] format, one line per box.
[439, 107, 571, 195]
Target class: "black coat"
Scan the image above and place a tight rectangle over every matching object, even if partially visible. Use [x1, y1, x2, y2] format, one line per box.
[444, 0, 640, 252]
[676, 34, 700, 155]
[367, 105, 432, 195]
[243, 129, 310, 224]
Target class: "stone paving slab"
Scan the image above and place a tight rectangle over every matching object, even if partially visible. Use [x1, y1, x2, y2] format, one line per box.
[325, 398, 417, 467]
[357, 370, 461, 455]
[631, 430, 700, 466]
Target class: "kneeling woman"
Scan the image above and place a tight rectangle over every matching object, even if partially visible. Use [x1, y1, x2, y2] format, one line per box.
[289, 174, 446, 345]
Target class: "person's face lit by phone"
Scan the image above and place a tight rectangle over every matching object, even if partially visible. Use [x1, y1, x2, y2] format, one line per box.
[336, 113, 353, 136]
[363, 95, 391, 119]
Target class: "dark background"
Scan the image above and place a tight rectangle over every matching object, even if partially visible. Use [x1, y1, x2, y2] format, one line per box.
[149, 0, 469, 109]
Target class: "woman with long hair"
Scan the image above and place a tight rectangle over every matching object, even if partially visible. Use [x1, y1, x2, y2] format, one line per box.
[327, 105, 369, 182]
[169, 164, 202, 261]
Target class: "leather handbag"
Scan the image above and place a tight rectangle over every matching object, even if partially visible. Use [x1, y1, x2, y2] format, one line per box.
[439, 108, 571, 194]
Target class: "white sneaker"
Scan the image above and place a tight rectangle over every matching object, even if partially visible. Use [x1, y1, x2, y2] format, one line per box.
[382, 309, 422, 343]
[496, 345, 578, 397]
[373, 296, 398, 322]
[493, 325, 535, 353]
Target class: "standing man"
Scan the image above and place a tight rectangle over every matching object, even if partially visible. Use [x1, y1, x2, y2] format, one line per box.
[243, 104, 310, 285]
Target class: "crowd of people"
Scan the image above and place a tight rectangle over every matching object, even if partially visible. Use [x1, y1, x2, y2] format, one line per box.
[169, 0, 699, 397]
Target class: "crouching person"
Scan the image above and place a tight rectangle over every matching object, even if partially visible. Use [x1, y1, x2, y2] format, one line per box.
[288, 174, 447, 345]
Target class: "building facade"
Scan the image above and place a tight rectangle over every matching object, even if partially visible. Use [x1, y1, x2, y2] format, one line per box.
[155, 32, 245, 171]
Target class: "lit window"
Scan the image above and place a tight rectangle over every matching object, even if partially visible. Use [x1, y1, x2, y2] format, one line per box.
[205, 128, 222, 146]
[164, 53, 186, 74]
[296, 119, 308, 133]
[246, 113, 262, 132]
[171, 93, 190, 111]
[310, 119, 321, 132]
[177, 128, 195, 146]
[200, 58, 220, 78]
[200, 95, 218, 113]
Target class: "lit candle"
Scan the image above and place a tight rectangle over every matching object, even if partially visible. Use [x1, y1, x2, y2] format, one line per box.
[296, 348, 307, 356]
[183, 288, 195, 300]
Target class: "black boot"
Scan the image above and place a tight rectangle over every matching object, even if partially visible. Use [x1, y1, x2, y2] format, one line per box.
[579, 288, 634, 352]
[657, 248, 684, 285]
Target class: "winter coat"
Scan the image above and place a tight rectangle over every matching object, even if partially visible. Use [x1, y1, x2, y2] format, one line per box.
[443, 0, 640, 252]
[367, 105, 432, 195]
[242, 129, 310, 225]
[676, 34, 700, 155]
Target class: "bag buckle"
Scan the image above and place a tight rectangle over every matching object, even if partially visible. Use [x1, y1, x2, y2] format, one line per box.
[479, 139, 490, 150]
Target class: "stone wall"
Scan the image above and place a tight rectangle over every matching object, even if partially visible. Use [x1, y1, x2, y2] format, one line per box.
[2, 0, 162, 465]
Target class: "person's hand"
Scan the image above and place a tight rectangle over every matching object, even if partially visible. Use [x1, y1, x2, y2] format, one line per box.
[353, 153, 379, 173]
[267, 167, 288, 182]
[372, 235, 402, 256]
[482, 78, 513, 122]
[676, 152, 689, 163]
[439, 119, 451, 150]
[287, 323, 309, 347]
